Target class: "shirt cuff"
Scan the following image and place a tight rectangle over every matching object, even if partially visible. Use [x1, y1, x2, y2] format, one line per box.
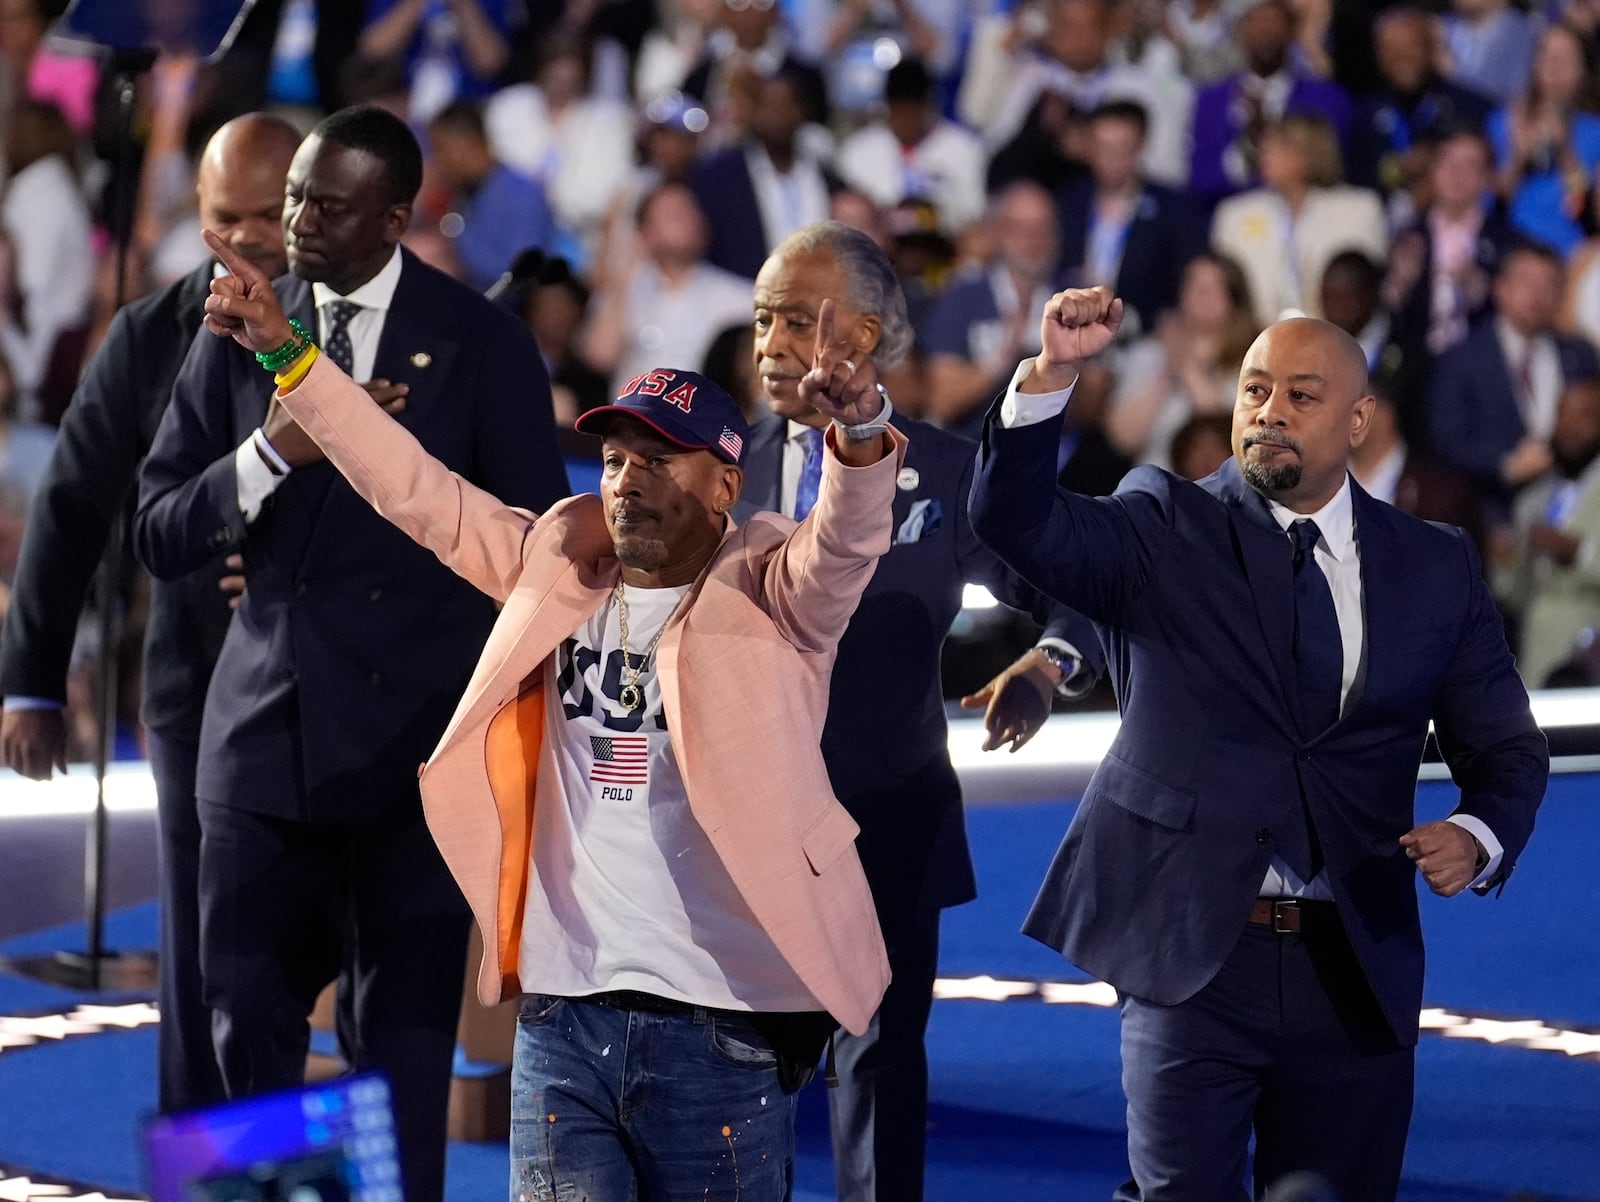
[235, 429, 288, 523]
[1000, 359, 1078, 427]
[1447, 814, 1504, 889]
[3, 695, 63, 711]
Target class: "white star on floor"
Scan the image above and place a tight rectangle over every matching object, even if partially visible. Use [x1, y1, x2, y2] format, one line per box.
[932, 975, 1041, 1002]
[69, 1004, 159, 1029]
[0, 1176, 72, 1201]
[1523, 1030, 1600, 1059]
[1437, 1018, 1560, 1045]
[0, 1015, 102, 1041]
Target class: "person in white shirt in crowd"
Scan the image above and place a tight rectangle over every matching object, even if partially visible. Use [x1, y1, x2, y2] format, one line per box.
[485, 34, 636, 260]
[581, 180, 755, 396]
[967, 0, 1190, 188]
[1211, 113, 1387, 327]
[0, 99, 92, 424]
[834, 57, 985, 238]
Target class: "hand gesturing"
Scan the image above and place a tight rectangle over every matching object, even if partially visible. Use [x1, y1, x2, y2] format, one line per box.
[201, 228, 295, 354]
[798, 298, 885, 428]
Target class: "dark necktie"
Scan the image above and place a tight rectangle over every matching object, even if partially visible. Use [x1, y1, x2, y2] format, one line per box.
[1285, 518, 1339, 880]
[793, 427, 824, 521]
[323, 300, 361, 375]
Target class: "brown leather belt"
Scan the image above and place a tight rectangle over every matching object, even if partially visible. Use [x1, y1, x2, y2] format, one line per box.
[1248, 898, 1336, 933]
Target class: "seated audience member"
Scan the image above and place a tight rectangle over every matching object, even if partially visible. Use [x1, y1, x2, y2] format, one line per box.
[359, 0, 517, 118]
[1492, 372, 1600, 687]
[1351, 381, 1485, 552]
[1106, 252, 1258, 468]
[1168, 411, 1234, 481]
[1488, 22, 1600, 256]
[1187, 0, 1352, 202]
[485, 35, 636, 252]
[975, 0, 1189, 188]
[1211, 114, 1387, 327]
[1348, 8, 1494, 199]
[1440, 0, 1537, 107]
[518, 256, 609, 426]
[426, 100, 557, 292]
[688, 67, 836, 281]
[920, 181, 1060, 436]
[1057, 100, 1203, 339]
[681, 0, 828, 142]
[1558, 176, 1600, 349]
[581, 181, 754, 396]
[835, 57, 986, 238]
[1384, 127, 1515, 382]
[1429, 241, 1600, 502]
[0, 100, 93, 424]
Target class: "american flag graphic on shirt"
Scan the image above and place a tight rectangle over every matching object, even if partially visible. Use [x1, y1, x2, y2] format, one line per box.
[590, 734, 649, 784]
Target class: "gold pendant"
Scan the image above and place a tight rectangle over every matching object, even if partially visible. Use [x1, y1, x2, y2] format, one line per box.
[619, 683, 643, 711]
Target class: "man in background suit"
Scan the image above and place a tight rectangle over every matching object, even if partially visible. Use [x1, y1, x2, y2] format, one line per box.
[1428, 241, 1599, 505]
[0, 114, 302, 1114]
[739, 220, 1103, 1202]
[134, 106, 568, 1202]
[1056, 101, 1201, 338]
[970, 285, 1547, 1200]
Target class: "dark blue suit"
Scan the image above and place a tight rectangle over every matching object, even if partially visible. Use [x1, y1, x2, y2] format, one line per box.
[688, 145, 839, 282]
[134, 250, 569, 1202]
[970, 409, 1546, 1200]
[1055, 178, 1203, 336]
[1426, 318, 1598, 498]
[736, 411, 1101, 1201]
[0, 264, 248, 1113]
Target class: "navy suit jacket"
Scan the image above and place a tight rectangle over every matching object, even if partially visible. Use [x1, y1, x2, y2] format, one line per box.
[970, 412, 1546, 1043]
[134, 250, 570, 822]
[0, 263, 229, 736]
[735, 411, 1102, 913]
[1055, 177, 1202, 336]
[689, 145, 839, 282]
[1426, 318, 1598, 491]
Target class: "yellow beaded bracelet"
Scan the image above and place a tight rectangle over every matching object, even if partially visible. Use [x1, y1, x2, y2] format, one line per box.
[274, 344, 320, 391]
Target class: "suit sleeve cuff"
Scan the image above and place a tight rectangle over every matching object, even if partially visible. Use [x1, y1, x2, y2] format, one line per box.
[1000, 359, 1077, 427]
[1448, 813, 1504, 889]
[1034, 637, 1094, 698]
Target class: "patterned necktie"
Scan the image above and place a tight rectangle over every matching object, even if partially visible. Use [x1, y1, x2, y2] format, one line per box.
[793, 427, 824, 521]
[323, 300, 361, 375]
[1285, 518, 1339, 880]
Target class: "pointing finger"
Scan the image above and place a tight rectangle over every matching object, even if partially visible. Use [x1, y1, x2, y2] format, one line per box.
[814, 299, 836, 372]
[202, 228, 262, 287]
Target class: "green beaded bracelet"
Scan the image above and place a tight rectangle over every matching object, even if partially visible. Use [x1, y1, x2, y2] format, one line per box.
[255, 318, 313, 372]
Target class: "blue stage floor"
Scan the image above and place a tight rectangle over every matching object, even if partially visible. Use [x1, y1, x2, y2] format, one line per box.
[0, 776, 1596, 1201]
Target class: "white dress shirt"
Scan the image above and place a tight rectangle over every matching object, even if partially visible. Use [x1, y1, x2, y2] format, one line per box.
[1494, 317, 1561, 443]
[999, 360, 1503, 895]
[235, 248, 405, 521]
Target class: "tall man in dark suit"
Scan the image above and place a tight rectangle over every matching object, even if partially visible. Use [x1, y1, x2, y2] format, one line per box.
[969, 285, 1547, 1201]
[0, 114, 303, 1114]
[739, 221, 1102, 1202]
[134, 106, 569, 1202]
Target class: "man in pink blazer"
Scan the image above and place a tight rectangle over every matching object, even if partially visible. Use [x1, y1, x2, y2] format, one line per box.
[200, 230, 904, 1201]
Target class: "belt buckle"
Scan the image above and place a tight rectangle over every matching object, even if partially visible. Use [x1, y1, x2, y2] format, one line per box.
[1271, 900, 1299, 933]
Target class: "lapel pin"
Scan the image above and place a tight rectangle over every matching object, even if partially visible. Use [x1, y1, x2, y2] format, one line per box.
[410, 351, 432, 369]
[897, 467, 920, 491]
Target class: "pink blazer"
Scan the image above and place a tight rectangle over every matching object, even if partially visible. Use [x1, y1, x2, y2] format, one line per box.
[277, 356, 902, 1035]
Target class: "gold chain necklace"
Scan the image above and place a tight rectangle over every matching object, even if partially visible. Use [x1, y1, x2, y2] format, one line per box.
[616, 580, 674, 712]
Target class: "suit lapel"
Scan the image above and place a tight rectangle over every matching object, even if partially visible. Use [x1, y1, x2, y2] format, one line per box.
[1210, 461, 1300, 734]
[373, 252, 461, 408]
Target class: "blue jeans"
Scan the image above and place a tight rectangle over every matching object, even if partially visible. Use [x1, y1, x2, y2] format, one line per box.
[511, 994, 800, 1202]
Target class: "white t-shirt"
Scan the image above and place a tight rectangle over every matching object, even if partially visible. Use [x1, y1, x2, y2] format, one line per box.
[517, 583, 819, 1012]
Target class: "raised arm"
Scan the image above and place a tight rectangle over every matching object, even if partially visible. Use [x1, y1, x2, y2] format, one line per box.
[199, 230, 543, 603]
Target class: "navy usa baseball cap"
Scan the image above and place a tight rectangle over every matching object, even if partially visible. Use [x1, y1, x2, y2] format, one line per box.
[576, 368, 749, 465]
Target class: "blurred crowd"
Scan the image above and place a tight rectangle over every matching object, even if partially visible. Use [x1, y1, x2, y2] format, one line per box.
[2, 0, 1599, 758]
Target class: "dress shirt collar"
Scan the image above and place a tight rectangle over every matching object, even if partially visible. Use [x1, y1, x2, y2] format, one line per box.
[312, 245, 403, 314]
[1266, 474, 1355, 563]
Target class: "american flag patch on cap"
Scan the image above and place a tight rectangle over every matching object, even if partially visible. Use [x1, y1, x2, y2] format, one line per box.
[717, 426, 743, 460]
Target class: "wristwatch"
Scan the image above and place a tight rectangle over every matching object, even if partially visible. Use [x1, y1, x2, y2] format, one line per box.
[1035, 643, 1085, 698]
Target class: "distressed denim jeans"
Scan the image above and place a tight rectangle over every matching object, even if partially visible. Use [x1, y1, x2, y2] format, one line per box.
[511, 994, 799, 1202]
